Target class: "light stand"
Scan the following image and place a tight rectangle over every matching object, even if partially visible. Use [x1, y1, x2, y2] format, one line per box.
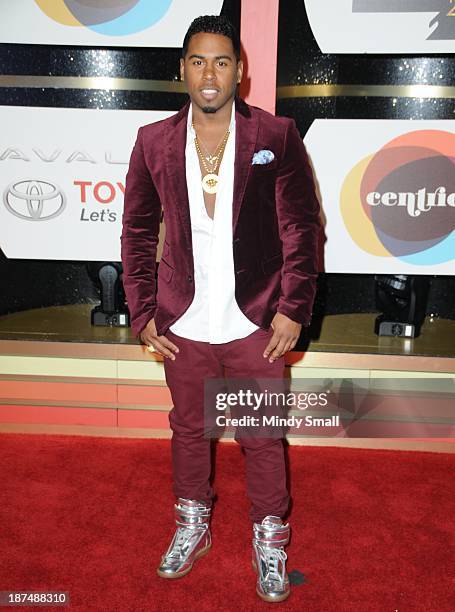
[86, 262, 130, 327]
[374, 275, 430, 338]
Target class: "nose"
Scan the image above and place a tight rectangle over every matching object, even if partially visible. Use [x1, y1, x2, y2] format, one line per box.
[202, 63, 215, 81]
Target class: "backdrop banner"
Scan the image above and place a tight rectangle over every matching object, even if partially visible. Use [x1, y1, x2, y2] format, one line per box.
[304, 119, 455, 275]
[0, 106, 174, 261]
[1, 108, 454, 274]
[304, 0, 455, 53]
[0, 0, 223, 47]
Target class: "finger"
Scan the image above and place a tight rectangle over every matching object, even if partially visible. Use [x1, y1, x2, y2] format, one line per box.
[289, 337, 298, 351]
[282, 339, 294, 355]
[159, 336, 179, 353]
[142, 332, 177, 358]
[263, 332, 280, 358]
[147, 337, 175, 360]
[144, 339, 159, 353]
[269, 338, 287, 362]
[276, 340, 292, 357]
[145, 337, 160, 350]
[151, 339, 176, 360]
[281, 335, 299, 352]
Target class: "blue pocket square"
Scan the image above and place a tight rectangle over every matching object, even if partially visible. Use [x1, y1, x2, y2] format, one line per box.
[252, 149, 275, 165]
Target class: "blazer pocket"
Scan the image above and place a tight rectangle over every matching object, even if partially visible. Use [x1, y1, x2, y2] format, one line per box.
[252, 160, 278, 173]
[158, 257, 174, 283]
[261, 253, 283, 275]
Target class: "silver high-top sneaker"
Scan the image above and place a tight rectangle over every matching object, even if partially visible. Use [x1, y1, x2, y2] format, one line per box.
[252, 515, 291, 602]
[156, 497, 212, 579]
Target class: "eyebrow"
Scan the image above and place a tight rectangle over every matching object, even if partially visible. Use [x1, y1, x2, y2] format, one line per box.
[188, 54, 233, 61]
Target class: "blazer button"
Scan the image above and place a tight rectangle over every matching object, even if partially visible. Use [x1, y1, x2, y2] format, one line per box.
[187, 275, 193, 282]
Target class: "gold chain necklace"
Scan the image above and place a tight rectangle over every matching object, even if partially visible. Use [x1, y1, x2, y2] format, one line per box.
[193, 124, 230, 194]
[194, 125, 229, 166]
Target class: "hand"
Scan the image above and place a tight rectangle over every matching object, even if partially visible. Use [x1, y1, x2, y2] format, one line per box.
[263, 313, 301, 363]
[139, 318, 179, 361]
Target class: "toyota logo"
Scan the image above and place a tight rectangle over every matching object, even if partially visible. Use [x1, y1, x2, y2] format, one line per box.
[3, 179, 66, 221]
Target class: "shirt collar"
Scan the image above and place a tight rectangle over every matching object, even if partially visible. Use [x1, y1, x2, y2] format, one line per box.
[187, 101, 236, 139]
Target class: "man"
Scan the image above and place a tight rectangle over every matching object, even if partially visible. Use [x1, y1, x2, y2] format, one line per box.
[121, 15, 320, 603]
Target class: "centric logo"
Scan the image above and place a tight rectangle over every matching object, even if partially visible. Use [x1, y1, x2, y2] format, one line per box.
[34, 0, 173, 36]
[340, 130, 455, 266]
[3, 179, 66, 221]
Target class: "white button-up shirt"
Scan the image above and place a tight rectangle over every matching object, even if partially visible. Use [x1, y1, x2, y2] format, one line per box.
[169, 103, 259, 343]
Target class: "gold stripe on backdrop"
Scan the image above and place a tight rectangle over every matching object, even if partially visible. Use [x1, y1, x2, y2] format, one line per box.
[0, 75, 186, 93]
[0, 76, 454, 99]
[276, 84, 455, 99]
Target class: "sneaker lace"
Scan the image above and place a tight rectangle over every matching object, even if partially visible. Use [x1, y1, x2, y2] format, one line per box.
[262, 547, 287, 583]
[166, 526, 199, 560]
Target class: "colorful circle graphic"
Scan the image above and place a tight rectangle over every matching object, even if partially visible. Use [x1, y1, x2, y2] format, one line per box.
[340, 130, 455, 266]
[35, 0, 173, 36]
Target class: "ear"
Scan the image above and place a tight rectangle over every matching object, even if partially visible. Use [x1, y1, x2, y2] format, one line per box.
[179, 57, 185, 81]
[236, 59, 244, 85]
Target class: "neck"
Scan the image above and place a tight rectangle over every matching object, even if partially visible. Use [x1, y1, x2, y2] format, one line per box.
[191, 97, 234, 131]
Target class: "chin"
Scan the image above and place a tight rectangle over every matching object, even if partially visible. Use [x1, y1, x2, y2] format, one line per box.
[201, 105, 218, 114]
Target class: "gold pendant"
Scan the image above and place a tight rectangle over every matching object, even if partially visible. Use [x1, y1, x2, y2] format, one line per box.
[202, 173, 218, 194]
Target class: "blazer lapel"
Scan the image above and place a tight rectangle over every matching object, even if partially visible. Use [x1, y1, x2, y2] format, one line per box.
[165, 100, 192, 248]
[233, 97, 259, 233]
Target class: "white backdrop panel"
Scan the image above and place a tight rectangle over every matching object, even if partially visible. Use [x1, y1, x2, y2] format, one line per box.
[0, 0, 223, 47]
[1, 108, 454, 274]
[304, 0, 455, 54]
[0, 106, 175, 260]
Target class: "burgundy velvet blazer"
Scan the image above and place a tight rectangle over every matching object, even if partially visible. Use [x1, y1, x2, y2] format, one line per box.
[120, 97, 321, 338]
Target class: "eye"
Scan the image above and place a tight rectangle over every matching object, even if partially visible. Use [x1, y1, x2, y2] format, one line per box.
[193, 60, 203, 66]
[218, 61, 227, 67]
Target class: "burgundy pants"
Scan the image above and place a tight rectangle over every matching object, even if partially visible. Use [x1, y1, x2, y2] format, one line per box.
[163, 327, 290, 523]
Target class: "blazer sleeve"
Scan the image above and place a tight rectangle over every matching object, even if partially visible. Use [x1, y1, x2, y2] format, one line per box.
[120, 127, 161, 338]
[275, 118, 321, 327]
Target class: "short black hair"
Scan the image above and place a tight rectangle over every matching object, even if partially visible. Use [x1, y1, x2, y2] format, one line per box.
[182, 15, 241, 60]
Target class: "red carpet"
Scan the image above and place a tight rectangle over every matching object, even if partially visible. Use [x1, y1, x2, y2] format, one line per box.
[0, 434, 453, 611]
